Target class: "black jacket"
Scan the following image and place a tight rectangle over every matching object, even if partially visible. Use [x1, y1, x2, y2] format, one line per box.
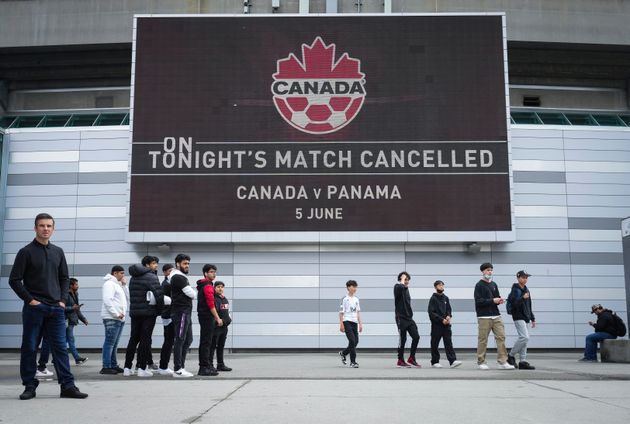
[474, 279, 501, 317]
[394, 283, 413, 321]
[9, 239, 70, 305]
[594, 309, 618, 337]
[509, 283, 535, 323]
[161, 277, 171, 320]
[65, 290, 87, 326]
[428, 292, 452, 326]
[196, 278, 215, 317]
[170, 271, 194, 313]
[214, 294, 231, 327]
[128, 264, 164, 318]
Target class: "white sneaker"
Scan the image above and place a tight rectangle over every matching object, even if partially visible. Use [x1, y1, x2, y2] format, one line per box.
[450, 360, 463, 368]
[35, 368, 54, 378]
[173, 368, 193, 378]
[498, 362, 515, 370]
[478, 363, 489, 370]
[431, 363, 443, 368]
[123, 367, 135, 376]
[157, 368, 174, 376]
[137, 368, 154, 377]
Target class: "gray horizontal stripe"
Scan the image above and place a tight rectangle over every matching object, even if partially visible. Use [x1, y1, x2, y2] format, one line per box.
[0, 312, 22, 325]
[6, 172, 128, 186]
[491, 252, 571, 264]
[406, 252, 484, 264]
[513, 171, 566, 183]
[79, 173, 128, 184]
[568, 217, 622, 230]
[570, 252, 623, 265]
[233, 299, 476, 313]
[2, 263, 235, 277]
[234, 299, 319, 312]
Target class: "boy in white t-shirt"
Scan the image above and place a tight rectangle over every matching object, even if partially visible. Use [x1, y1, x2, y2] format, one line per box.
[339, 280, 363, 368]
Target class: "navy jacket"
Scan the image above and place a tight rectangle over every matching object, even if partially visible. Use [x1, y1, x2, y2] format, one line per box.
[128, 264, 164, 318]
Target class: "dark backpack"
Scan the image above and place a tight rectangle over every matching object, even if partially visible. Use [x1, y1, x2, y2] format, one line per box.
[611, 312, 627, 337]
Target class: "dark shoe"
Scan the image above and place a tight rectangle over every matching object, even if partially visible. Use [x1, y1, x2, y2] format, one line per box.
[349, 362, 359, 368]
[198, 367, 218, 376]
[518, 361, 536, 370]
[60, 386, 88, 399]
[507, 355, 516, 367]
[397, 359, 411, 368]
[19, 387, 36, 400]
[578, 357, 598, 362]
[75, 357, 88, 365]
[113, 366, 124, 373]
[217, 364, 232, 372]
[407, 357, 422, 368]
[339, 351, 347, 365]
[209, 367, 219, 376]
[100, 368, 118, 375]
[149, 363, 159, 371]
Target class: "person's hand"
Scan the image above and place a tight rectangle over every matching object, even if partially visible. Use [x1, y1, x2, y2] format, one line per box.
[121, 277, 127, 286]
[523, 292, 530, 299]
[29, 299, 41, 306]
[493, 297, 503, 304]
[359, 323, 363, 333]
[442, 318, 449, 325]
[83, 321, 89, 326]
[72, 304, 80, 311]
[339, 324, 345, 333]
[59, 301, 65, 308]
[118, 313, 125, 319]
[216, 318, 223, 327]
[588, 321, 594, 326]
[531, 321, 536, 328]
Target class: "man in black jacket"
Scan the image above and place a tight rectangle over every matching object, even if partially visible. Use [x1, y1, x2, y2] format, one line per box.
[157, 263, 175, 375]
[507, 271, 536, 370]
[427, 280, 462, 368]
[9, 213, 87, 400]
[196, 264, 223, 376]
[394, 271, 421, 368]
[123, 263, 164, 377]
[579, 304, 618, 362]
[170, 254, 197, 378]
[65, 278, 88, 365]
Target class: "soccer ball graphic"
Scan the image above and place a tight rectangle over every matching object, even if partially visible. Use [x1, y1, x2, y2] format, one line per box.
[271, 37, 366, 135]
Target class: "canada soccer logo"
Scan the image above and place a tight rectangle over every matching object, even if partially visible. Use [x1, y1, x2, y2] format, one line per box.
[271, 37, 366, 135]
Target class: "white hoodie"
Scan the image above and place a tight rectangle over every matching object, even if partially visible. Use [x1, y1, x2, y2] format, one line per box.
[101, 273, 130, 321]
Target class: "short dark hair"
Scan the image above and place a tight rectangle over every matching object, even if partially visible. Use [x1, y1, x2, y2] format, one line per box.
[141, 255, 159, 266]
[214, 281, 225, 288]
[34, 213, 55, 226]
[202, 264, 217, 274]
[111, 265, 124, 273]
[397, 271, 410, 282]
[434, 280, 444, 287]
[175, 254, 191, 264]
[69, 277, 79, 285]
[480, 262, 493, 272]
[346, 280, 358, 288]
[162, 263, 174, 272]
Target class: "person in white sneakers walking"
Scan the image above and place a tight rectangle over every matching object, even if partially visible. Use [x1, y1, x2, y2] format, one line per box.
[100, 265, 129, 375]
[427, 280, 462, 369]
[170, 254, 196, 378]
[338, 280, 362, 368]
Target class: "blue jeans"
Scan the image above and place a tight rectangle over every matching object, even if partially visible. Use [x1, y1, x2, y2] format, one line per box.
[38, 337, 50, 369]
[584, 332, 616, 360]
[21, 303, 75, 390]
[66, 324, 81, 361]
[102, 319, 125, 368]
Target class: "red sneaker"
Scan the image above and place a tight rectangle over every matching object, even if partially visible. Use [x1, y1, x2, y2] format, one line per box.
[407, 357, 422, 368]
[397, 359, 411, 368]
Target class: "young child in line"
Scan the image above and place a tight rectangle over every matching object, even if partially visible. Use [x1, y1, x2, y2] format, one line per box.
[339, 280, 363, 368]
[211, 281, 232, 372]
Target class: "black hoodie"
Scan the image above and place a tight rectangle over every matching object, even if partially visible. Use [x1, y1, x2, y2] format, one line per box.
[594, 309, 618, 336]
[428, 292, 452, 326]
[394, 283, 413, 321]
[474, 279, 501, 318]
[128, 264, 164, 318]
[509, 283, 535, 323]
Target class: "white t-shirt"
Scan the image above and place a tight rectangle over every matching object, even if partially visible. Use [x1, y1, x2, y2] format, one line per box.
[340, 295, 361, 323]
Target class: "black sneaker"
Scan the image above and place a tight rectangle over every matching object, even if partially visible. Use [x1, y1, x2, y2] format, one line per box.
[518, 361, 536, 370]
[149, 363, 159, 371]
[198, 367, 218, 376]
[75, 357, 88, 365]
[577, 357, 598, 363]
[339, 351, 347, 365]
[217, 364, 232, 372]
[100, 368, 118, 375]
[60, 386, 88, 399]
[349, 362, 359, 368]
[507, 355, 516, 367]
[113, 366, 124, 373]
[19, 387, 36, 400]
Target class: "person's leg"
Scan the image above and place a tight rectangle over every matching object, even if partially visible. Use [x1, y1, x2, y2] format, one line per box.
[66, 325, 80, 361]
[216, 328, 228, 366]
[430, 325, 441, 365]
[45, 304, 75, 390]
[510, 320, 529, 362]
[137, 316, 156, 370]
[584, 332, 615, 360]
[408, 321, 420, 359]
[198, 316, 212, 369]
[181, 314, 193, 369]
[352, 321, 359, 363]
[124, 317, 142, 369]
[443, 326, 457, 364]
[20, 303, 45, 391]
[110, 320, 124, 368]
[476, 318, 493, 364]
[102, 319, 118, 368]
[38, 336, 50, 370]
[344, 321, 358, 363]
[172, 311, 185, 371]
[159, 322, 174, 370]
[397, 319, 408, 361]
[491, 318, 508, 364]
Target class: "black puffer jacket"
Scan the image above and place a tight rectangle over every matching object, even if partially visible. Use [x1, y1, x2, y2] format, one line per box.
[128, 264, 164, 318]
[594, 309, 618, 337]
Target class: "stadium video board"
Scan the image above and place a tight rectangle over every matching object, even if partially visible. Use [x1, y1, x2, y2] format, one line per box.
[129, 14, 511, 235]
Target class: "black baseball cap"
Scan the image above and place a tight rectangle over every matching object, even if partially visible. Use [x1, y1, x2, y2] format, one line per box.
[516, 270, 531, 278]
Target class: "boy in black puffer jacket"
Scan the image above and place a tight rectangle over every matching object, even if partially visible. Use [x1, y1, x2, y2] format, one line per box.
[211, 281, 232, 372]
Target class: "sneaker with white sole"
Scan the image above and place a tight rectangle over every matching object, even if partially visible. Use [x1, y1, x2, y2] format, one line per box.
[35, 368, 54, 378]
[137, 368, 153, 377]
[431, 363, 443, 368]
[156, 368, 174, 376]
[478, 363, 489, 370]
[173, 369, 193, 378]
[450, 360, 463, 368]
[123, 367, 135, 377]
[339, 351, 347, 366]
[497, 362, 515, 370]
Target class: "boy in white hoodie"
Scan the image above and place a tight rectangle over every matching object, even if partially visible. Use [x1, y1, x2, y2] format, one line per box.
[100, 265, 129, 374]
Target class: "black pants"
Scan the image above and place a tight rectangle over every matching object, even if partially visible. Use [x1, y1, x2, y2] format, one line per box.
[172, 310, 193, 371]
[198, 315, 215, 369]
[430, 324, 456, 365]
[124, 315, 157, 369]
[397, 318, 420, 361]
[159, 322, 174, 370]
[211, 327, 228, 366]
[342, 321, 359, 363]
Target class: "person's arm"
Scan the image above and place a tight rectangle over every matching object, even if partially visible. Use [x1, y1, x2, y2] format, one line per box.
[8, 249, 36, 304]
[203, 285, 223, 326]
[357, 310, 363, 333]
[427, 297, 442, 324]
[593, 314, 612, 332]
[77, 295, 88, 324]
[102, 281, 122, 318]
[58, 250, 70, 306]
[339, 298, 345, 332]
[65, 293, 74, 314]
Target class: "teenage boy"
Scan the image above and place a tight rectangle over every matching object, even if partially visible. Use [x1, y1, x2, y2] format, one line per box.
[507, 271, 536, 370]
[474, 262, 514, 370]
[339, 280, 362, 368]
[170, 254, 197, 378]
[211, 281, 232, 372]
[157, 263, 175, 375]
[100, 265, 129, 374]
[65, 278, 88, 365]
[9, 213, 87, 400]
[141, 255, 160, 371]
[197, 264, 223, 376]
[394, 271, 421, 368]
[428, 280, 462, 369]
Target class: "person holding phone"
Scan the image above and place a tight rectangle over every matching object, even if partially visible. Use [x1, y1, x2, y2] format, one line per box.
[65, 278, 88, 365]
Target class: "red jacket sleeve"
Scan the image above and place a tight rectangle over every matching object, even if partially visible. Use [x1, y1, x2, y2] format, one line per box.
[203, 284, 215, 310]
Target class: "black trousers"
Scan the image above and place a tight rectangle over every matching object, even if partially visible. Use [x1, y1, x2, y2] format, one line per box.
[198, 315, 215, 369]
[397, 318, 420, 361]
[159, 322, 174, 370]
[342, 321, 359, 363]
[430, 324, 456, 365]
[211, 327, 228, 366]
[172, 310, 193, 371]
[124, 315, 157, 369]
